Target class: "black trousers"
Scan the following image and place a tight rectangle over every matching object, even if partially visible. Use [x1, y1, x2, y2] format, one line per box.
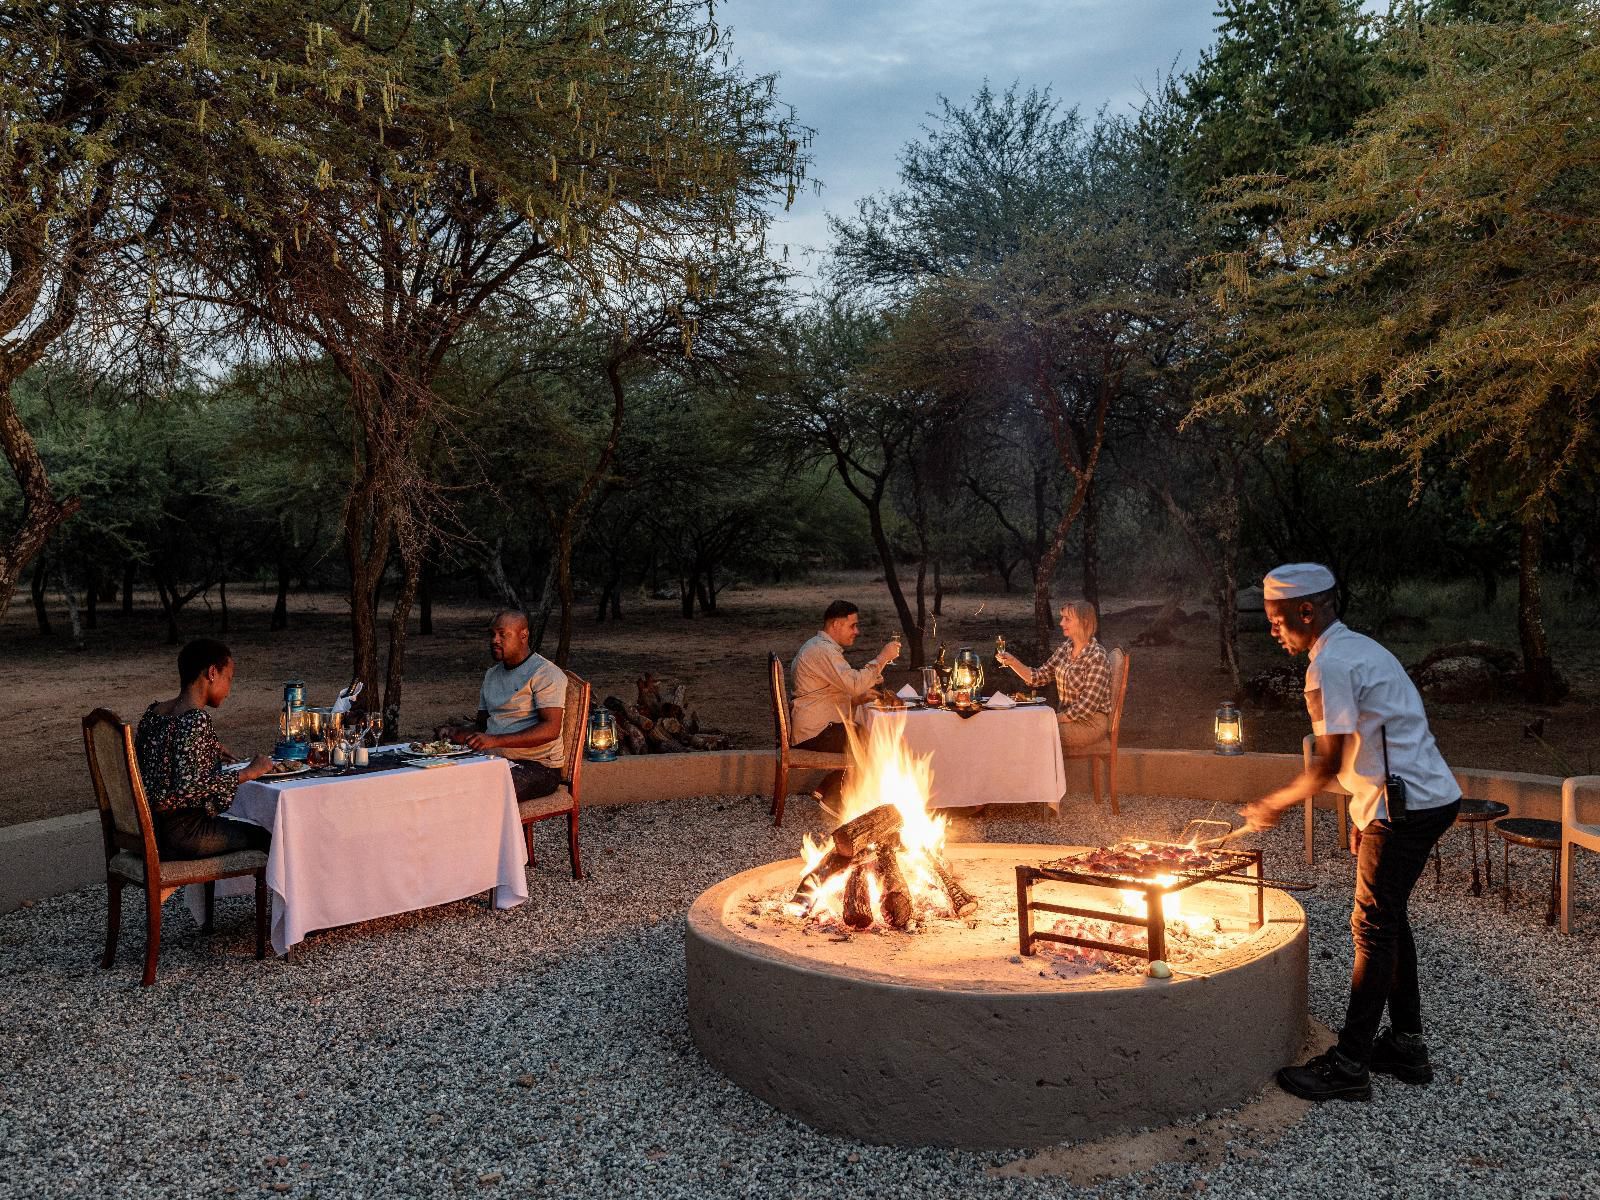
[1338, 798, 1460, 1062]
[795, 723, 849, 805]
[155, 810, 271, 860]
[510, 761, 562, 801]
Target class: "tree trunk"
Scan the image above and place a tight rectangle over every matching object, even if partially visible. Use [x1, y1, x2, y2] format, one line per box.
[866, 496, 923, 669]
[0, 380, 80, 623]
[272, 560, 290, 631]
[1081, 478, 1100, 611]
[382, 546, 423, 735]
[31, 559, 53, 635]
[529, 557, 557, 651]
[418, 555, 433, 636]
[554, 525, 576, 667]
[933, 558, 943, 616]
[343, 481, 391, 704]
[219, 575, 229, 635]
[1517, 510, 1557, 702]
[122, 561, 136, 616]
[58, 562, 84, 648]
[85, 562, 99, 631]
[679, 572, 696, 618]
[695, 569, 715, 616]
[155, 576, 179, 644]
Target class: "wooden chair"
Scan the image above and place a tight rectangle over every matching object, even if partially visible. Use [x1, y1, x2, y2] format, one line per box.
[518, 671, 590, 879]
[1061, 647, 1131, 815]
[1560, 775, 1600, 933]
[769, 652, 849, 828]
[82, 708, 267, 987]
[1302, 733, 1352, 866]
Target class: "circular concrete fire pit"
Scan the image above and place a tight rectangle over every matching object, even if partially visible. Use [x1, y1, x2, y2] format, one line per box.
[686, 843, 1308, 1148]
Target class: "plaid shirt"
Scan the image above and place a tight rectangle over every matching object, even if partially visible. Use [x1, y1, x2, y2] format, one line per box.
[1025, 637, 1113, 723]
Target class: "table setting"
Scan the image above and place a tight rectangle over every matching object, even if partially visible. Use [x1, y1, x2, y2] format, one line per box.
[860, 638, 1067, 810]
[188, 682, 529, 956]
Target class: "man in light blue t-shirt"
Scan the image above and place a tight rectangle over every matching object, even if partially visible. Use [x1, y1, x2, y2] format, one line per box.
[444, 610, 567, 801]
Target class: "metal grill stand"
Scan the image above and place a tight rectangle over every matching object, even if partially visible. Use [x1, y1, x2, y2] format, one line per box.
[1017, 845, 1266, 962]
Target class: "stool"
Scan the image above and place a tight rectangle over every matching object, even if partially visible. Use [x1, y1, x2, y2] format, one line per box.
[1495, 817, 1561, 926]
[1433, 799, 1510, 896]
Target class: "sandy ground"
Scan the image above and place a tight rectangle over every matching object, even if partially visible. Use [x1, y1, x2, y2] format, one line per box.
[4, 571, 1597, 827]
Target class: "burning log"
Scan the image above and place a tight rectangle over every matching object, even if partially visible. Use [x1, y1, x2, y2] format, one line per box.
[931, 852, 978, 918]
[843, 863, 874, 930]
[791, 848, 852, 908]
[832, 804, 902, 857]
[875, 837, 913, 930]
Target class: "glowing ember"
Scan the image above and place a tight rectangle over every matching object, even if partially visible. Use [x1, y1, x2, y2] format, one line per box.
[788, 720, 961, 929]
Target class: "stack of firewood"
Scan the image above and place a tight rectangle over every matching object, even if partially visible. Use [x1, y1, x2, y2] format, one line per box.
[601, 673, 732, 754]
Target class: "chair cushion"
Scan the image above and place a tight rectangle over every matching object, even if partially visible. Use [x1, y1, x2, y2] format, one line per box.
[1061, 739, 1113, 759]
[520, 786, 575, 822]
[788, 748, 848, 769]
[109, 849, 267, 887]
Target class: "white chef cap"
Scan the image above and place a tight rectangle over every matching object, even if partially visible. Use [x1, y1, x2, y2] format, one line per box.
[1262, 562, 1336, 600]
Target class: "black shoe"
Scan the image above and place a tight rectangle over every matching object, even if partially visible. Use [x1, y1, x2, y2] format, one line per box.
[1276, 1048, 1371, 1102]
[1370, 1027, 1433, 1085]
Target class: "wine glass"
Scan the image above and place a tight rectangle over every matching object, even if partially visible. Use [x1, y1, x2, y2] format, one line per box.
[362, 712, 384, 747]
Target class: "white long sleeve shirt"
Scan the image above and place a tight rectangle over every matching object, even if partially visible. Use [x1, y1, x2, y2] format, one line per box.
[789, 631, 884, 745]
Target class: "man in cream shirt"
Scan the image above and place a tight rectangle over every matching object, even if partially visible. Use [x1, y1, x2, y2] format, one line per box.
[445, 610, 567, 800]
[1241, 563, 1460, 1103]
[790, 600, 900, 806]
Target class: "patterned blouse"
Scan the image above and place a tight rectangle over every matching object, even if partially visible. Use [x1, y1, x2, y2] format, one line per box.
[134, 705, 240, 817]
[1022, 637, 1114, 724]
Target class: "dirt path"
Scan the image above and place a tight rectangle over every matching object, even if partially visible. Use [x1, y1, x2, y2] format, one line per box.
[3, 573, 1595, 827]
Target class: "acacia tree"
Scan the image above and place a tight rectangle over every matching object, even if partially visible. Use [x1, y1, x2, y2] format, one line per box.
[156, 1, 807, 725]
[0, 2, 186, 620]
[1206, 15, 1600, 700]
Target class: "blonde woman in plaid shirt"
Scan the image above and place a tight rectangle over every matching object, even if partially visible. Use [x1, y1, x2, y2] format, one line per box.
[996, 600, 1113, 751]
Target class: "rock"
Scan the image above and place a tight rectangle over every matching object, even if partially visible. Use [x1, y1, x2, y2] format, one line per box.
[1245, 666, 1303, 711]
[514, 1074, 537, 1089]
[1416, 656, 1500, 703]
[1413, 639, 1520, 677]
[477, 1172, 503, 1186]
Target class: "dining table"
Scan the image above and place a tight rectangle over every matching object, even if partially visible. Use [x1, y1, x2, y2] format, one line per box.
[860, 698, 1067, 810]
[185, 746, 528, 956]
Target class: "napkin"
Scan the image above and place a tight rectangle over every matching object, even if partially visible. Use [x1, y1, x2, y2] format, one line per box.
[985, 692, 1017, 709]
[896, 684, 919, 700]
[331, 680, 363, 715]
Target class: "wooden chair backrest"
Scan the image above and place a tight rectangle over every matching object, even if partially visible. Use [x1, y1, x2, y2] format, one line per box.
[561, 670, 592, 796]
[769, 653, 792, 757]
[1107, 648, 1131, 746]
[82, 708, 159, 867]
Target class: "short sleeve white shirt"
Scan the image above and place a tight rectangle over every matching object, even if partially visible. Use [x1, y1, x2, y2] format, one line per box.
[479, 653, 567, 769]
[1304, 622, 1459, 828]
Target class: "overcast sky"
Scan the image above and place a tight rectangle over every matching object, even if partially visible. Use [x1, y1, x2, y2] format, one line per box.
[729, 0, 1227, 283]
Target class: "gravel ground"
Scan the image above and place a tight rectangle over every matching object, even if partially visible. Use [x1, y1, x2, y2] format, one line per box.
[1, 793, 1597, 1199]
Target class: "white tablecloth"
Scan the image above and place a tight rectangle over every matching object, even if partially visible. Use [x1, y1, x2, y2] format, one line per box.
[861, 704, 1066, 809]
[187, 751, 527, 955]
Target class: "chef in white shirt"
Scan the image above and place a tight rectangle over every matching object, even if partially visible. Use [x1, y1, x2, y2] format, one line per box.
[1239, 563, 1460, 1104]
[789, 600, 900, 806]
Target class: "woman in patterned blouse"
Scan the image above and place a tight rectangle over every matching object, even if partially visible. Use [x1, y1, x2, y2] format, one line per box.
[135, 638, 275, 859]
[996, 600, 1114, 751]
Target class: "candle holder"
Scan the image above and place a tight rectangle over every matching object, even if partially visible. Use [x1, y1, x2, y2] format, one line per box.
[1214, 701, 1244, 756]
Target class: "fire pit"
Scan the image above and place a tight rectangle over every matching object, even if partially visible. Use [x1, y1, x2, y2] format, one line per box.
[685, 724, 1309, 1148]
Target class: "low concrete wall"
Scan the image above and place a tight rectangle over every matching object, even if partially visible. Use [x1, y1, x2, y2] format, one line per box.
[0, 811, 103, 915]
[2, 747, 1562, 914]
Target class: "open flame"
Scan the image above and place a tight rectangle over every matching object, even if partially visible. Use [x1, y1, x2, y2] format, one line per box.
[790, 719, 953, 928]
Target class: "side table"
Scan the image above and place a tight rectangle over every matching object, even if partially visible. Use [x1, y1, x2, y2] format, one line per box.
[1433, 799, 1510, 896]
[1494, 817, 1562, 926]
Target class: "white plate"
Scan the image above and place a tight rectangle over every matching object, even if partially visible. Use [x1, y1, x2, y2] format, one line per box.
[405, 744, 473, 758]
[261, 762, 312, 779]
